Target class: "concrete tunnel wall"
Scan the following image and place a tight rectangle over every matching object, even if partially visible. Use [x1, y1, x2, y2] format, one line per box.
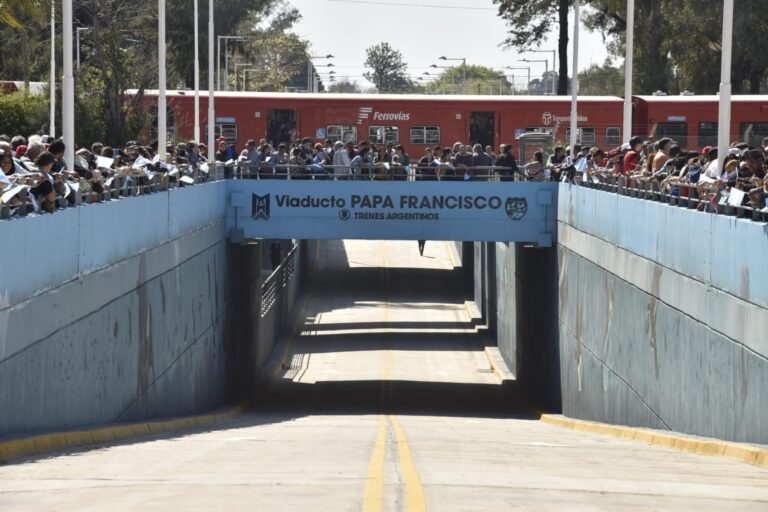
[555, 184, 768, 444]
[486, 184, 767, 444]
[0, 183, 306, 438]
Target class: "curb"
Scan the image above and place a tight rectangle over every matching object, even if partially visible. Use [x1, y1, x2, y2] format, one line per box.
[0, 403, 246, 465]
[483, 346, 515, 383]
[482, 345, 768, 470]
[538, 414, 768, 470]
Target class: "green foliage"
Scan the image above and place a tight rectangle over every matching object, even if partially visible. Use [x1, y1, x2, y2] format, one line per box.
[328, 80, 362, 94]
[363, 42, 413, 94]
[578, 61, 624, 96]
[0, 91, 48, 137]
[429, 65, 515, 95]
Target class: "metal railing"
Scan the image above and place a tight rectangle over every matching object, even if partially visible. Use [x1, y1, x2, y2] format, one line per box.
[577, 172, 768, 223]
[260, 243, 298, 319]
[0, 162, 226, 220]
[1, 158, 536, 221]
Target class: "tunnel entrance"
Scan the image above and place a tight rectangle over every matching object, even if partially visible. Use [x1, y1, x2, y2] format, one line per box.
[255, 239, 534, 418]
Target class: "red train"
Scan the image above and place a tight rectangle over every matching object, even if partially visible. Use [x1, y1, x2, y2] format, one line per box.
[131, 90, 768, 155]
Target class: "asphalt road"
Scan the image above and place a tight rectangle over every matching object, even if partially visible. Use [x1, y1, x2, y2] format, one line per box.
[1, 240, 766, 511]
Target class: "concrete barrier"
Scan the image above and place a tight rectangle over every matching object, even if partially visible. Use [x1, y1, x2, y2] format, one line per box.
[0, 182, 306, 439]
[556, 183, 768, 444]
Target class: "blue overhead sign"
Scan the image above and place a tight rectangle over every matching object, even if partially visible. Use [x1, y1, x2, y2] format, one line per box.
[228, 181, 558, 245]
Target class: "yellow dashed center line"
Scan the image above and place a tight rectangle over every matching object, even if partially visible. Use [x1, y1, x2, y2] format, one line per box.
[362, 241, 427, 512]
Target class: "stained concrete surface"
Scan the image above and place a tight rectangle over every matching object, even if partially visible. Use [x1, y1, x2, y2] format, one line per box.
[1, 240, 766, 511]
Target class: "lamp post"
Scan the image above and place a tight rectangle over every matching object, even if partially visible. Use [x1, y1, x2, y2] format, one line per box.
[193, 0, 200, 142]
[307, 54, 334, 93]
[570, 0, 580, 159]
[718, 0, 734, 155]
[158, 0, 166, 160]
[623, 0, 635, 143]
[62, 0, 74, 169]
[234, 62, 255, 90]
[531, 50, 556, 94]
[216, 36, 256, 91]
[49, 3, 55, 138]
[76, 27, 88, 70]
[439, 56, 466, 83]
[506, 67, 531, 94]
[207, 0, 215, 158]
[519, 59, 550, 94]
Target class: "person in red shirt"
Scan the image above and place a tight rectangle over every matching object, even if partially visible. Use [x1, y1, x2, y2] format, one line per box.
[623, 136, 643, 175]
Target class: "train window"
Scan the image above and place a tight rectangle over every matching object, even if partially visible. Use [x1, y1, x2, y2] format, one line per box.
[205, 124, 238, 144]
[525, 127, 554, 135]
[327, 125, 358, 144]
[740, 122, 768, 147]
[410, 126, 441, 145]
[565, 127, 596, 146]
[698, 122, 718, 148]
[606, 127, 621, 147]
[656, 122, 688, 148]
[368, 126, 400, 144]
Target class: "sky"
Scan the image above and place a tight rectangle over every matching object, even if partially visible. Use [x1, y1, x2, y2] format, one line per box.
[287, 0, 612, 90]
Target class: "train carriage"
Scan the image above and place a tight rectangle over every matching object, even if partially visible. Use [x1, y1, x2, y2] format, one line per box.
[133, 91, 625, 156]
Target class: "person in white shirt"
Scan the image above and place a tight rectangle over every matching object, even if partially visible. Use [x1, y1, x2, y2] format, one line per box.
[332, 141, 351, 179]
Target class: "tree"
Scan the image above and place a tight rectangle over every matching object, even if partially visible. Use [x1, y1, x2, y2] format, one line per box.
[430, 65, 514, 95]
[494, 0, 570, 95]
[578, 61, 624, 95]
[363, 42, 413, 94]
[328, 80, 361, 94]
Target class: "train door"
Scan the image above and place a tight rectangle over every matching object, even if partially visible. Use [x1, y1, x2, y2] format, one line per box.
[470, 111, 495, 149]
[267, 109, 297, 146]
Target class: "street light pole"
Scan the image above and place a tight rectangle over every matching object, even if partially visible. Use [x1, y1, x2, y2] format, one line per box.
[158, 0, 167, 160]
[570, 0, 580, 159]
[62, 0, 74, 168]
[531, 50, 556, 94]
[718, 0, 734, 155]
[439, 56, 467, 83]
[193, 0, 200, 142]
[49, 2, 56, 138]
[208, 0, 215, 158]
[76, 28, 86, 70]
[623, 0, 635, 143]
[506, 67, 531, 94]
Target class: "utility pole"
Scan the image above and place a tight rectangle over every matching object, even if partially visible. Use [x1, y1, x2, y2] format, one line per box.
[158, 0, 167, 160]
[208, 0, 215, 157]
[62, 0, 74, 168]
[718, 0, 734, 155]
[570, 0, 580, 158]
[623, 0, 635, 143]
[193, 0, 200, 142]
[49, 3, 56, 138]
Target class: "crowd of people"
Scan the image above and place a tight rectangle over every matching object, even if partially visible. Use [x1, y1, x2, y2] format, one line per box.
[2, 129, 767, 216]
[553, 136, 768, 213]
[0, 134, 215, 214]
[221, 137, 521, 181]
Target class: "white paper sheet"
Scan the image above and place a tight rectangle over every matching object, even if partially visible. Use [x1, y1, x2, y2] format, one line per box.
[96, 156, 114, 170]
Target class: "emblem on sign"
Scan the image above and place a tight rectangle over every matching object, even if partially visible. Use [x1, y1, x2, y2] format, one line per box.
[252, 193, 271, 220]
[505, 197, 528, 221]
[541, 112, 553, 125]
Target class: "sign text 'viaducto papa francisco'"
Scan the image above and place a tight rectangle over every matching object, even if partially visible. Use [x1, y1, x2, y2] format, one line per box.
[235, 181, 557, 244]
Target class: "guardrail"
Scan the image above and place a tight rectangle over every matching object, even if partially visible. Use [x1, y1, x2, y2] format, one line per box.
[260, 243, 298, 319]
[0, 162, 226, 220]
[578, 173, 768, 223]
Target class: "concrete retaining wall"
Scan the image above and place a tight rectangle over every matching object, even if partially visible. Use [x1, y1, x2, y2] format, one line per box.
[0, 183, 305, 438]
[557, 184, 768, 444]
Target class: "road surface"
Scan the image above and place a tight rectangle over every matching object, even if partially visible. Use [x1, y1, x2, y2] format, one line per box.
[1, 240, 766, 511]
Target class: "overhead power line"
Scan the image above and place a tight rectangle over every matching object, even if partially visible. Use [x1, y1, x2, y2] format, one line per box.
[328, 0, 496, 11]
